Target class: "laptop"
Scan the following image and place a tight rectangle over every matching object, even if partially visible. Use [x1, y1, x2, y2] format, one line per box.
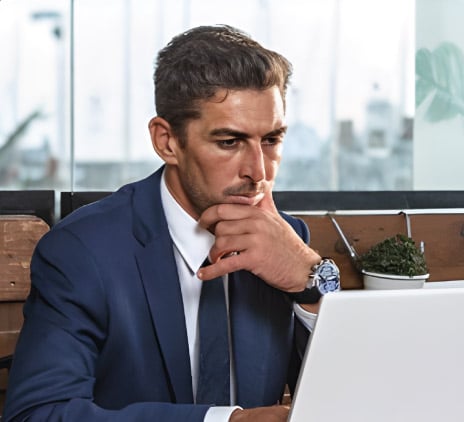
[288, 287, 464, 422]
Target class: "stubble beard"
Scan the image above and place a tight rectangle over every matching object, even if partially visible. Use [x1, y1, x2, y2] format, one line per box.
[182, 176, 266, 218]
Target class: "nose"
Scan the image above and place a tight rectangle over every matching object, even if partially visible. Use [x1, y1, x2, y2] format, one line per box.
[240, 143, 266, 182]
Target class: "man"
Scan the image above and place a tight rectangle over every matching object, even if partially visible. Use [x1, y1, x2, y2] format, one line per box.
[4, 25, 326, 421]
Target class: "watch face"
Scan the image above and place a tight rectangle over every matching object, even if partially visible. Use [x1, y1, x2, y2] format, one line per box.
[314, 260, 340, 294]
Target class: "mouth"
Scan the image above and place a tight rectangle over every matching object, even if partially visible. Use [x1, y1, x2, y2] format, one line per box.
[227, 192, 265, 206]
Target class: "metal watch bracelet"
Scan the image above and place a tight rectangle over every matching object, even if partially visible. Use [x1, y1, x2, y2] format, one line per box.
[287, 258, 341, 304]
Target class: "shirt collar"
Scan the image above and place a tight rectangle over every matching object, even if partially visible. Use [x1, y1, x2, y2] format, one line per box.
[160, 170, 214, 273]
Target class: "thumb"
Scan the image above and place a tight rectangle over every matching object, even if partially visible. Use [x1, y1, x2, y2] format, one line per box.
[257, 189, 278, 213]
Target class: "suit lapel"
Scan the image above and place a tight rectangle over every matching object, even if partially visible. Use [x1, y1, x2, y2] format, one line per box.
[132, 168, 193, 403]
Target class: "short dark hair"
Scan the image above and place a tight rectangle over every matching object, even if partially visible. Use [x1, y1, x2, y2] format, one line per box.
[154, 25, 292, 142]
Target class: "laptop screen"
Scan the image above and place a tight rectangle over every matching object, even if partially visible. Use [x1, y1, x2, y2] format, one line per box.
[289, 287, 464, 422]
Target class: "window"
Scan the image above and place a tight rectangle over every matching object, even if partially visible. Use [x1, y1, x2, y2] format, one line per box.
[0, 0, 419, 192]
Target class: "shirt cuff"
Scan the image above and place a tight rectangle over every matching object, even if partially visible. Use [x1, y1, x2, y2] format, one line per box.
[204, 406, 242, 422]
[293, 302, 318, 332]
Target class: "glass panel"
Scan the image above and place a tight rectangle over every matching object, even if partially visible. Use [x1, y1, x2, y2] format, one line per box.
[0, 0, 69, 190]
[73, 0, 161, 189]
[0, 0, 416, 192]
[415, 0, 464, 190]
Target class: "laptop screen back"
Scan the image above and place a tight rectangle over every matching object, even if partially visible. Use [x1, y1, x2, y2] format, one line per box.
[289, 288, 464, 422]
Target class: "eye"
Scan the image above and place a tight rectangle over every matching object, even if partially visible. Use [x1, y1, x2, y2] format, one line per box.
[262, 137, 281, 146]
[217, 139, 240, 148]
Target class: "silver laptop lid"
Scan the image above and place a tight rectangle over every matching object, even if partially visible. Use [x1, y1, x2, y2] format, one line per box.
[289, 288, 464, 422]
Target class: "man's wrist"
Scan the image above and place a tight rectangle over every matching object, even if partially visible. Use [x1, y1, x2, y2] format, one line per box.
[287, 258, 341, 304]
[287, 286, 322, 304]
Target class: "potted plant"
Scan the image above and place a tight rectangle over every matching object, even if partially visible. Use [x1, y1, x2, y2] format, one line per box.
[359, 234, 429, 290]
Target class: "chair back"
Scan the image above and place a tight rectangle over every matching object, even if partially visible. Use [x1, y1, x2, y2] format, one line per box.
[0, 215, 50, 414]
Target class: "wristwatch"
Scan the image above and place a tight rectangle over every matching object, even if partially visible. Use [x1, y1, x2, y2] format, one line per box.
[287, 258, 341, 304]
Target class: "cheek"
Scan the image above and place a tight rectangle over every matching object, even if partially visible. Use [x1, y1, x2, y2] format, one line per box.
[266, 162, 279, 181]
[208, 165, 236, 187]
[189, 156, 231, 187]
[265, 153, 281, 179]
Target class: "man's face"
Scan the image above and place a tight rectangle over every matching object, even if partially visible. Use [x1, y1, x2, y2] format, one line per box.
[165, 86, 287, 219]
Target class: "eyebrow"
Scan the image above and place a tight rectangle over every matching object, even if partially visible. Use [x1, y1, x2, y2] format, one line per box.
[209, 126, 288, 139]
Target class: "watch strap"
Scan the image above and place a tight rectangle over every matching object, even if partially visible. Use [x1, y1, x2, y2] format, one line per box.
[287, 285, 322, 304]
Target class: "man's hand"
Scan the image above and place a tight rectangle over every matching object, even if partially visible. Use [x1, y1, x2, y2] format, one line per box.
[229, 405, 290, 422]
[197, 191, 321, 293]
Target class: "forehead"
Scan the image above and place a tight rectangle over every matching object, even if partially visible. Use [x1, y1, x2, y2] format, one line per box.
[194, 87, 286, 130]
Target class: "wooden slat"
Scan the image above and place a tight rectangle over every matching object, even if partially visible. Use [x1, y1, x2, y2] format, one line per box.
[0, 215, 49, 301]
[0, 216, 48, 415]
[409, 214, 464, 281]
[0, 302, 24, 357]
[0, 369, 7, 416]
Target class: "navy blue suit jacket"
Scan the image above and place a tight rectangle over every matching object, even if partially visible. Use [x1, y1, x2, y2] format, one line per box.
[4, 167, 310, 421]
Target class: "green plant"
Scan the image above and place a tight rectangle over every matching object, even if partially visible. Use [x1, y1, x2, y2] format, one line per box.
[360, 234, 428, 277]
[416, 41, 464, 122]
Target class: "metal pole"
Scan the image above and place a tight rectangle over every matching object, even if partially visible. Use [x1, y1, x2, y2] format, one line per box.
[122, 0, 132, 184]
[70, 0, 75, 192]
[329, 0, 340, 190]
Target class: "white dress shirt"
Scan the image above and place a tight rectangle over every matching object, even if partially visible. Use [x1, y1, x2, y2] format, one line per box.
[160, 171, 316, 421]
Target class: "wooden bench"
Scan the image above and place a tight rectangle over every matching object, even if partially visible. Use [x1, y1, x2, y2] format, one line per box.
[0, 215, 49, 414]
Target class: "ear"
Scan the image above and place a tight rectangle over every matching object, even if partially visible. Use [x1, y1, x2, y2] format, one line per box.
[148, 116, 180, 165]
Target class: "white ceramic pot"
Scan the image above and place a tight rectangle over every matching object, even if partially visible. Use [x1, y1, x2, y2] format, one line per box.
[362, 270, 430, 290]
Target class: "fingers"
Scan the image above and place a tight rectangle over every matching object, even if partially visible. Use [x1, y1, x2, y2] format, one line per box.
[197, 205, 265, 280]
[198, 203, 263, 232]
[197, 198, 320, 291]
[207, 235, 244, 264]
[198, 192, 278, 232]
[197, 253, 242, 280]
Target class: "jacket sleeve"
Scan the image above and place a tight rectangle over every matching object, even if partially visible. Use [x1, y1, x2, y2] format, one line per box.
[279, 213, 312, 396]
[3, 228, 209, 422]
[9, 401, 209, 422]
